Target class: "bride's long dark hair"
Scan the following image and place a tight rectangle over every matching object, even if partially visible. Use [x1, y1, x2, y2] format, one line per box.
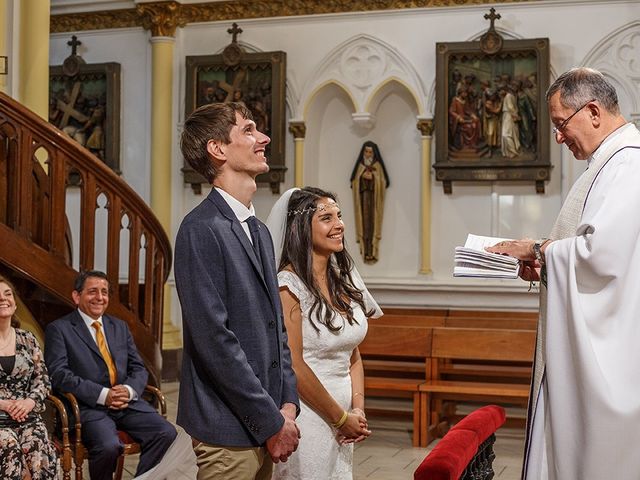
[279, 187, 374, 332]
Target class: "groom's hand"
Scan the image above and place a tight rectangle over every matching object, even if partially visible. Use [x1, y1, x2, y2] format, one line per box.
[266, 405, 300, 463]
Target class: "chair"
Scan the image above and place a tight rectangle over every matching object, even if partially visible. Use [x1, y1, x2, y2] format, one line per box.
[47, 385, 167, 480]
[43, 394, 75, 480]
[413, 405, 506, 480]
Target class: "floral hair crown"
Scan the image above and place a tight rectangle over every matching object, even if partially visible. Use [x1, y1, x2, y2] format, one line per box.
[288, 202, 340, 216]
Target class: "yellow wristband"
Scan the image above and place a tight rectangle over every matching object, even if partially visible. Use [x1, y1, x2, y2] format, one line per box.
[332, 410, 348, 429]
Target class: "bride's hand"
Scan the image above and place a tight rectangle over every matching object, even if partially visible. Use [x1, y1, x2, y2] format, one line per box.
[337, 411, 371, 444]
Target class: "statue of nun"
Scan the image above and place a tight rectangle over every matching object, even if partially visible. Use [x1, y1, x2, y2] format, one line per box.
[349, 141, 390, 264]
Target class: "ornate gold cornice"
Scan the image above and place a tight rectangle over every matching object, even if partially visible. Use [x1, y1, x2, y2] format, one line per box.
[137, 1, 188, 37]
[51, 0, 543, 34]
[51, 9, 139, 33]
[417, 118, 434, 136]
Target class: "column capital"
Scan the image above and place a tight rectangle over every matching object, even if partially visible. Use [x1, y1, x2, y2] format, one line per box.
[416, 118, 434, 137]
[289, 121, 306, 139]
[137, 1, 187, 38]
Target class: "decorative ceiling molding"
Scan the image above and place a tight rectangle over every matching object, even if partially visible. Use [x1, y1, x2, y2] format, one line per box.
[52, 8, 139, 33]
[51, 0, 542, 34]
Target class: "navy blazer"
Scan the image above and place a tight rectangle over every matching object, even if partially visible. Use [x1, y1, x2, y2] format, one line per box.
[174, 188, 299, 447]
[45, 310, 155, 422]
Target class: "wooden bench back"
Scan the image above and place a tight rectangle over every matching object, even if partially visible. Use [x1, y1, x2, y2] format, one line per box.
[370, 314, 446, 328]
[360, 324, 432, 358]
[431, 327, 535, 362]
[374, 308, 538, 330]
[444, 316, 537, 330]
[447, 309, 538, 319]
[381, 307, 449, 317]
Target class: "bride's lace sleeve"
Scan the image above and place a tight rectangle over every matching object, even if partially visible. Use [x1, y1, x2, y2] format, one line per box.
[277, 270, 309, 306]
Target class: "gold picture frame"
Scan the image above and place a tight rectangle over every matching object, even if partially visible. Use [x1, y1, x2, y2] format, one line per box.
[49, 62, 121, 177]
[434, 37, 551, 193]
[184, 50, 287, 194]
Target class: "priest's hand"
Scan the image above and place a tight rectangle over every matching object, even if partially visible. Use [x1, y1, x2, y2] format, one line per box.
[519, 260, 541, 282]
[485, 238, 536, 261]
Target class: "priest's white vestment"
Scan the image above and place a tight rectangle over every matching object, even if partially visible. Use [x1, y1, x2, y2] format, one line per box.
[524, 123, 640, 480]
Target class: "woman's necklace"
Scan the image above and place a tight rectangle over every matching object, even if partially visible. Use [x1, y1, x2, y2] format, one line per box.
[0, 327, 15, 351]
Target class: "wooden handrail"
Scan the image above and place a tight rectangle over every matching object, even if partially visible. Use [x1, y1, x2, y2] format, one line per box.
[0, 91, 171, 381]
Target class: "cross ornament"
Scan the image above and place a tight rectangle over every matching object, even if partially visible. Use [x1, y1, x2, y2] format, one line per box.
[67, 35, 82, 56]
[227, 23, 243, 44]
[484, 8, 501, 32]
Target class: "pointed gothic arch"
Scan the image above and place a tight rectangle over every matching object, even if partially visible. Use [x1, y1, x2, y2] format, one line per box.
[580, 20, 640, 115]
[297, 34, 426, 121]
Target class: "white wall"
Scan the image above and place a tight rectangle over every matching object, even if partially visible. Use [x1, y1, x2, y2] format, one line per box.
[49, 0, 640, 326]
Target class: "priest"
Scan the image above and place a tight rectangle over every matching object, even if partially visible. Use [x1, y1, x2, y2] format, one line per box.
[487, 67, 640, 480]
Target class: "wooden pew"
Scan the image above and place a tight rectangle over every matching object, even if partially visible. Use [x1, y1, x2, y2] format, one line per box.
[360, 324, 432, 446]
[362, 315, 443, 378]
[441, 311, 536, 384]
[445, 309, 538, 330]
[371, 313, 446, 328]
[381, 307, 449, 317]
[374, 307, 538, 330]
[447, 309, 538, 319]
[418, 327, 535, 447]
[367, 310, 535, 382]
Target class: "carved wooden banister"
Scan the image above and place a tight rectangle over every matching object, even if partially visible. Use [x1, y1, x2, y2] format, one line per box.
[0, 91, 171, 382]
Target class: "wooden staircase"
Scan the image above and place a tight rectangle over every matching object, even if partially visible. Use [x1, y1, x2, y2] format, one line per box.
[0, 92, 171, 384]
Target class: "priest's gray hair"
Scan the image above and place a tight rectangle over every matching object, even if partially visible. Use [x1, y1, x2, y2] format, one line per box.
[546, 67, 620, 115]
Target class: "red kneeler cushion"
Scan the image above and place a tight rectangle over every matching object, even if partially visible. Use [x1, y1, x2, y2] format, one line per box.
[413, 405, 507, 480]
[413, 429, 479, 480]
[450, 404, 506, 443]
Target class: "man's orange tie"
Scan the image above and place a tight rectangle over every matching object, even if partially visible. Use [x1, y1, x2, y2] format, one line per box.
[92, 321, 117, 385]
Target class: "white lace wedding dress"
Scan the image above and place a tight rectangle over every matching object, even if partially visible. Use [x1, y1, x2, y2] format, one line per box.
[272, 270, 369, 480]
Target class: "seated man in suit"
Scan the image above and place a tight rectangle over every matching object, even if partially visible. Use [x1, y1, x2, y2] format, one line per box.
[45, 270, 177, 480]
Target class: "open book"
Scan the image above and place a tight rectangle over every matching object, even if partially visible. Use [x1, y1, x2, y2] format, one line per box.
[454, 234, 520, 279]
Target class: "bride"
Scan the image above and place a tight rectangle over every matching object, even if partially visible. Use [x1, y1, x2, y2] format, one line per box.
[267, 187, 382, 480]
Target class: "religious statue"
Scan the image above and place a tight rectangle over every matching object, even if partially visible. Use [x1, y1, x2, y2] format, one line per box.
[350, 141, 390, 264]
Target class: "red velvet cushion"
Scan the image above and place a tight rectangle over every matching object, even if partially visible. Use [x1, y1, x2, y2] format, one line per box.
[450, 405, 506, 443]
[414, 429, 479, 480]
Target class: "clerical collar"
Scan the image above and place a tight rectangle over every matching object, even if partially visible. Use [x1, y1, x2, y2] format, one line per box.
[588, 123, 634, 167]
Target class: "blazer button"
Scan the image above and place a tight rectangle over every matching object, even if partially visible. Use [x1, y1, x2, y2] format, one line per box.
[271, 360, 278, 368]
[269, 320, 276, 328]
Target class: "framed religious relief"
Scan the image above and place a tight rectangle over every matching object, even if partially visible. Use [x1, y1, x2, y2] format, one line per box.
[49, 40, 121, 179]
[184, 43, 287, 194]
[434, 26, 551, 193]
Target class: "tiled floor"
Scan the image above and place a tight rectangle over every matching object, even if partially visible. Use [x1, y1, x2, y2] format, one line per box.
[115, 381, 525, 479]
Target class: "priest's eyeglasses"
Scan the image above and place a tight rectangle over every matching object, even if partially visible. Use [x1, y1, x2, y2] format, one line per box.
[552, 99, 595, 136]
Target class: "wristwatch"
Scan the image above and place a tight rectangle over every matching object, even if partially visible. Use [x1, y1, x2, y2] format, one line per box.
[533, 238, 549, 265]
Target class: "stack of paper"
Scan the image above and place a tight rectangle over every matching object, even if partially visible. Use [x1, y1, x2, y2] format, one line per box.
[454, 234, 520, 279]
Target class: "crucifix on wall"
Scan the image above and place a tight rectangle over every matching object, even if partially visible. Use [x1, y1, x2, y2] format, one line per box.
[49, 36, 122, 178]
[184, 23, 287, 194]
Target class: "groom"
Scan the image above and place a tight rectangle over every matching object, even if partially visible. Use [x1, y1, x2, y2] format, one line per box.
[175, 102, 300, 479]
